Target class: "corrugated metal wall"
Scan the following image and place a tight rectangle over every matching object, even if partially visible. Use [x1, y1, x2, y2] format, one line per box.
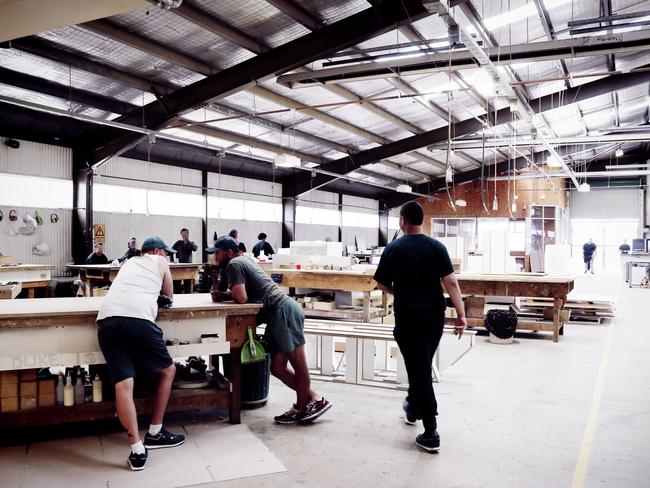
[95, 212, 203, 263]
[296, 190, 339, 245]
[0, 139, 71, 179]
[0, 206, 73, 275]
[342, 194, 379, 249]
[0, 139, 73, 275]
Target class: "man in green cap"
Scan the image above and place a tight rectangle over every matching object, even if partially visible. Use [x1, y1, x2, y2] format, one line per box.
[96, 236, 185, 471]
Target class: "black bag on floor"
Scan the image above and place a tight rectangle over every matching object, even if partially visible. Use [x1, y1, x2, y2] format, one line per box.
[485, 309, 518, 339]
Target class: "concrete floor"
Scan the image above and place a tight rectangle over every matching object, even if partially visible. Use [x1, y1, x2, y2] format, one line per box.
[203, 272, 650, 488]
[3, 272, 649, 487]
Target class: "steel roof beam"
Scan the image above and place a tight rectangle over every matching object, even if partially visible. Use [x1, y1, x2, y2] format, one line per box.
[283, 69, 650, 196]
[265, 0, 322, 31]
[78, 0, 432, 165]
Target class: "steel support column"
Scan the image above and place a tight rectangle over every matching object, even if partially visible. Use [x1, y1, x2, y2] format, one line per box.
[282, 197, 296, 248]
[72, 149, 93, 264]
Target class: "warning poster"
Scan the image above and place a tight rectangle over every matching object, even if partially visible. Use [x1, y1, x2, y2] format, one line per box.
[93, 224, 106, 244]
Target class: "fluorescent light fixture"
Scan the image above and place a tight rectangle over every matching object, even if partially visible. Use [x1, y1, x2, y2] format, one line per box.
[396, 184, 413, 193]
[274, 153, 301, 168]
[578, 183, 591, 192]
[483, 0, 571, 30]
[546, 155, 563, 168]
[615, 149, 624, 158]
[455, 199, 467, 207]
[605, 164, 649, 170]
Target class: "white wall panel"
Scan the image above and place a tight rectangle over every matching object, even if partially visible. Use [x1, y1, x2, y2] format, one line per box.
[570, 188, 641, 220]
[0, 206, 72, 275]
[96, 156, 202, 194]
[295, 224, 339, 243]
[208, 219, 281, 253]
[94, 212, 203, 264]
[0, 139, 71, 179]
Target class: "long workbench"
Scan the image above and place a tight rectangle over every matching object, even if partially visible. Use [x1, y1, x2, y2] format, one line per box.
[265, 268, 388, 321]
[450, 273, 575, 342]
[0, 264, 54, 298]
[67, 263, 201, 296]
[0, 294, 260, 428]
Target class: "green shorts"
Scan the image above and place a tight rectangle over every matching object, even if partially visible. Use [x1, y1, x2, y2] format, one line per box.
[264, 298, 306, 355]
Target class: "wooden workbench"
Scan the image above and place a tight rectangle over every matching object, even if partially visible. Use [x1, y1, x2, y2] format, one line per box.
[449, 273, 575, 342]
[0, 264, 54, 298]
[0, 294, 261, 428]
[67, 263, 201, 296]
[266, 268, 387, 321]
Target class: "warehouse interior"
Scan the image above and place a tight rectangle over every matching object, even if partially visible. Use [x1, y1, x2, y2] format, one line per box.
[0, 0, 649, 486]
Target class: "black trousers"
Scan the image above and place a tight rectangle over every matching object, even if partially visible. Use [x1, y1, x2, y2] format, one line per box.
[393, 313, 445, 434]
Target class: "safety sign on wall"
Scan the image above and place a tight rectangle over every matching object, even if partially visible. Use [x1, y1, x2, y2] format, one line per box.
[93, 224, 106, 244]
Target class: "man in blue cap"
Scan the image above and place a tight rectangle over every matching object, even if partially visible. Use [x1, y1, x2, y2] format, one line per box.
[96, 236, 185, 471]
[207, 236, 332, 424]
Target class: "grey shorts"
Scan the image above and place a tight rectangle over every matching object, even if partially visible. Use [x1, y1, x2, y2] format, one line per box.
[264, 298, 306, 355]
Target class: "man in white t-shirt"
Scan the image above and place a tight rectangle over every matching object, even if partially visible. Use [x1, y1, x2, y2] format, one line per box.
[96, 236, 185, 471]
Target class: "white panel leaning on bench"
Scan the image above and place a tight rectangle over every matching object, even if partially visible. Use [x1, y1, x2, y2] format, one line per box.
[300, 319, 475, 388]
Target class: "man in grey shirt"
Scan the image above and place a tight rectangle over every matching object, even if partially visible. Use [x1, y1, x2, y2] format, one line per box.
[207, 236, 332, 424]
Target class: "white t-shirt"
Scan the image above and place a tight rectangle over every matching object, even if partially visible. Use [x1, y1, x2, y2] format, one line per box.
[96, 254, 167, 323]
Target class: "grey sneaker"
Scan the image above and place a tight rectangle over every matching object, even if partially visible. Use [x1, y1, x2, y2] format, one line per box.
[402, 398, 419, 425]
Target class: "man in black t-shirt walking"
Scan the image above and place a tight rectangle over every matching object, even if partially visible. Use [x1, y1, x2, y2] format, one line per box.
[374, 201, 467, 453]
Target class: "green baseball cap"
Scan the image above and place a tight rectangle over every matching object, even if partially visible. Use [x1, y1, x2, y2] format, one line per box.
[142, 236, 176, 253]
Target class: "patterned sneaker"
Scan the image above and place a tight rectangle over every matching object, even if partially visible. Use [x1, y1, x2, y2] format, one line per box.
[128, 450, 148, 471]
[143, 428, 185, 449]
[274, 404, 305, 424]
[416, 432, 440, 453]
[299, 397, 332, 423]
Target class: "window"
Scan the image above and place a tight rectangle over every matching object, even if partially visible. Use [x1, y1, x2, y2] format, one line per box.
[208, 196, 244, 220]
[244, 200, 282, 222]
[296, 205, 339, 225]
[0, 172, 72, 209]
[95, 184, 202, 217]
[342, 211, 379, 229]
[508, 220, 526, 252]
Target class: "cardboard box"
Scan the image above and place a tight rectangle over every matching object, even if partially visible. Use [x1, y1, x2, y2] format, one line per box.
[0, 397, 18, 412]
[19, 369, 38, 382]
[20, 395, 38, 410]
[20, 381, 38, 397]
[38, 393, 55, 408]
[38, 379, 56, 395]
[0, 382, 18, 399]
[0, 371, 19, 384]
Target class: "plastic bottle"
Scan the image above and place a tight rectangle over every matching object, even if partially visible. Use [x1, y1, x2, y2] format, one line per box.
[74, 374, 84, 405]
[55, 373, 65, 406]
[92, 374, 103, 403]
[63, 374, 74, 407]
[83, 375, 93, 403]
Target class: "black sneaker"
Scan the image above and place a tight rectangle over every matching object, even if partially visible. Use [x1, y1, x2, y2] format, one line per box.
[416, 432, 440, 452]
[143, 428, 185, 449]
[274, 405, 305, 425]
[128, 450, 148, 471]
[402, 399, 418, 425]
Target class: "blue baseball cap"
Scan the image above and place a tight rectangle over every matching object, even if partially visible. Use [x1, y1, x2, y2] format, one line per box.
[206, 236, 239, 254]
[142, 236, 176, 253]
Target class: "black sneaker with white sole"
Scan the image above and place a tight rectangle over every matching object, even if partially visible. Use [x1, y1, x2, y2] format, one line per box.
[128, 450, 148, 471]
[143, 428, 185, 449]
[299, 397, 332, 423]
[402, 398, 419, 425]
[416, 432, 440, 452]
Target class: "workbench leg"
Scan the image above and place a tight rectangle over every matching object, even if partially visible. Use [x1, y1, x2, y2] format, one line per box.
[228, 347, 242, 424]
[396, 351, 408, 385]
[27, 288, 35, 299]
[187, 280, 194, 294]
[552, 298, 564, 343]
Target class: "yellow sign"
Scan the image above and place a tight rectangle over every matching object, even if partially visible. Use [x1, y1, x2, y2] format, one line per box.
[93, 224, 106, 244]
